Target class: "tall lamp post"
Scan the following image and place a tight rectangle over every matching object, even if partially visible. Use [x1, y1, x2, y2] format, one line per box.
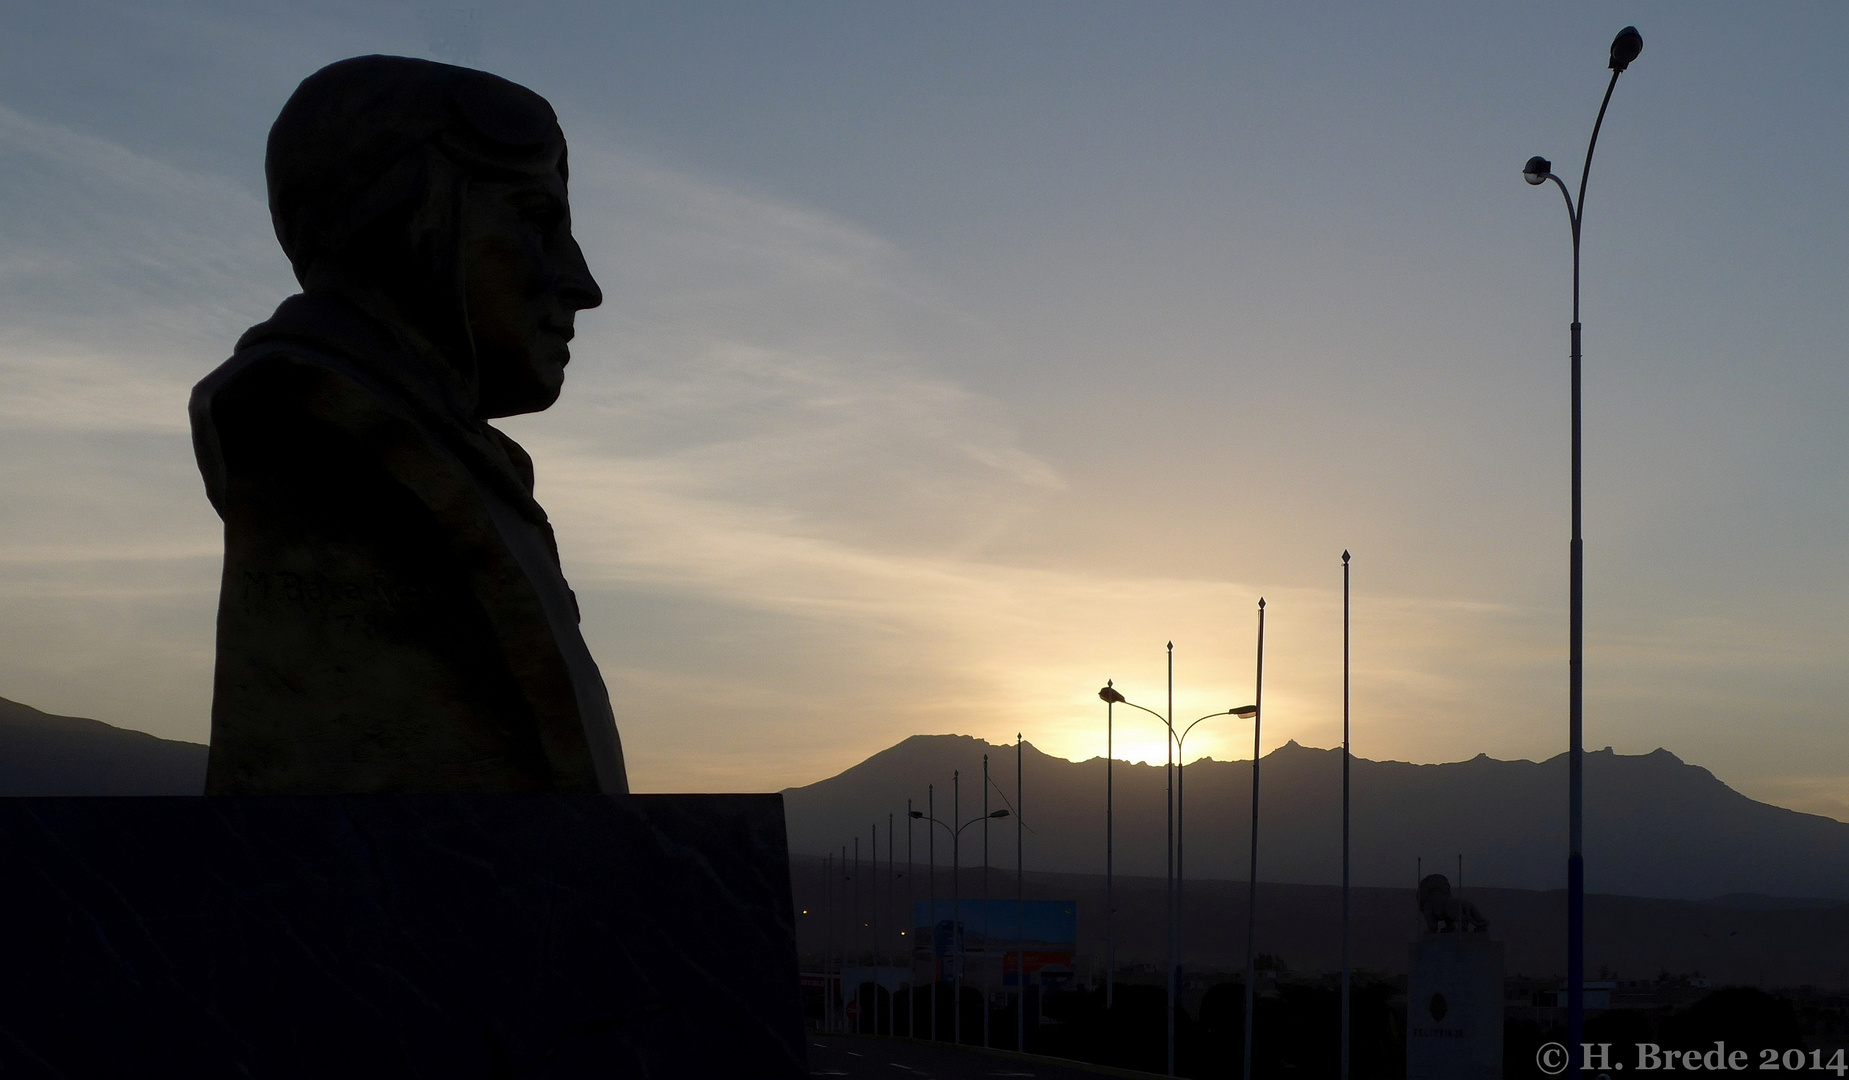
[1176, 703, 1257, 1017]
[983, 754, 993, 1049]
[906, 797, 916, 1037]
[1015, 731, 1025, 1053]
[927, 784, 937, 1040]
[845, 842, 855, 1031]
[850, 839, 857, 1035]
[1096, 672, 1178, 1074]
[888, 812, 896, 1036]
[911, 795, 1009, 1045]
[1098, 680, 1120, 1010]
[828, 851, 838, 1032]
[1523, 26, 1643, 1076]
[870, 824, 880, 1033]
[1099, 680, 1253, 1075]
[1341, 551, 1352, 1080]
[1242, 597, 1265, 1080]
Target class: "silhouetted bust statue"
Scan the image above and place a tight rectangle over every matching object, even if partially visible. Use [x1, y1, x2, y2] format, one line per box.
[190, 56, 626, 794]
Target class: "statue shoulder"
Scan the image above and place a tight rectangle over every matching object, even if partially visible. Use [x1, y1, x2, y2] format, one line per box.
[193, 337, 408, 429]
[190, 339, 446, 516]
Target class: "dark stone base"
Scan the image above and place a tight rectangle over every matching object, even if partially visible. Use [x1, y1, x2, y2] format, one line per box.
[0, 794, 805, 1078]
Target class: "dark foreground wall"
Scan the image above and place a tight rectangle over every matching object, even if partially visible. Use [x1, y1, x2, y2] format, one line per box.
[0, 793, 804, 1078]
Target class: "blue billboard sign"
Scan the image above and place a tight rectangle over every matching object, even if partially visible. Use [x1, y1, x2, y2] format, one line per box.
[910, 899, 1076, 985]
[910, 899, 1075, 946]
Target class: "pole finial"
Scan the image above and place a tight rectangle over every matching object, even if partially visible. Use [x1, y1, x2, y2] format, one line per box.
[1167, 641, 1173, 651]
[1258, 597, 1266, 608]
[1342, 549, 1350, 562]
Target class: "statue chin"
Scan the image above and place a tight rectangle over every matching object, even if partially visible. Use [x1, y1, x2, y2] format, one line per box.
[478, 357, 566, 418]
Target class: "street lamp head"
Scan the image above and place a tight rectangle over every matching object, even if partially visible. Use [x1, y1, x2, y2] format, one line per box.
[990, 809, 1011, 819]
[1099, 683, 1125, 705]
[1231, 705, 1259, 718]
[1523, 156, 1553, 186]
[1608, 26, 1643, 72]
[909, 810, 924, 819]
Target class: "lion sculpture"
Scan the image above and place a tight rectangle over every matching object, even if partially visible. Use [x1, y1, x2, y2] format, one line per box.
[1418, 874, 1489, 934]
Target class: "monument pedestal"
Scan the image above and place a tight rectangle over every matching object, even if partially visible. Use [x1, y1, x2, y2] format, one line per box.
[0, 794, 804, 1078]
[1407, 933, 1504, 1080]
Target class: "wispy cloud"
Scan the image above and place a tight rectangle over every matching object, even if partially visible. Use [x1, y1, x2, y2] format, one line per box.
[0, 347, 195, 433]
[489, 144, 1587, 790]
[0, 91, 1839, 815]
[0, 104, 287, 352]
[0, 103, 273, 737]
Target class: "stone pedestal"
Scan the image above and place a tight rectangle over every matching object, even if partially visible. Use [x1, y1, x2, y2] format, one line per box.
[1407, 933, 1504, 1080]
[0, 794, 804, 1078]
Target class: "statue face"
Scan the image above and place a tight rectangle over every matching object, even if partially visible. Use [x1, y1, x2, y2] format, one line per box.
[461, 169, 602, 418]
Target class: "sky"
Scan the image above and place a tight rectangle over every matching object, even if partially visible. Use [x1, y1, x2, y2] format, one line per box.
[0, 2, 1844, 812]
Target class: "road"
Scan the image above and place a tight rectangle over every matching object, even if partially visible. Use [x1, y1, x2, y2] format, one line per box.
[808, 1035, 1161, 1079]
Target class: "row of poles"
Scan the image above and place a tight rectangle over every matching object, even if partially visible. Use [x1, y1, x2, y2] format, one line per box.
[815, 26, 1641, 1080]
[1095, 555, 1347, 1079]
[1008, 25, 1646, 1074]
[813, 564, 1345, 1079]
[816, 737, 1032, 1053]
[1089, 27, 1648, 1078]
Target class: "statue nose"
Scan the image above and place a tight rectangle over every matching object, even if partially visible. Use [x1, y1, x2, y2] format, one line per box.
[558, 238, 601, 311]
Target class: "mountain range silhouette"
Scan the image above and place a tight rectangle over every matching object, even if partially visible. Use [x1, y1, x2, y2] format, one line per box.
[6, 696, 1844, 904]
[0, 695, 205, 795]
[783, 734, 1849, 902]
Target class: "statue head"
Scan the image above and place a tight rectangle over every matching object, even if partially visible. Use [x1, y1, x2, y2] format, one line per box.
[266, 55, 602, 418]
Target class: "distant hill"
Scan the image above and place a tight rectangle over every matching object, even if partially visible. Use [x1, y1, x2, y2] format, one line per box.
[783, 735, 1849, 902]
[0, 696, 205, 795]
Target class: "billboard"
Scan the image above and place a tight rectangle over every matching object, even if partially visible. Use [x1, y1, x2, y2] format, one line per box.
[910, 899, 1076, 986]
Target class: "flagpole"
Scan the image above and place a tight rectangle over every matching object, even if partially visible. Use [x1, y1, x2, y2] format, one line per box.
[1341, 552, 1352, 1080]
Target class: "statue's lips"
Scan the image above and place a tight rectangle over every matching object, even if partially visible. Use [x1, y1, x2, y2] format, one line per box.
[541, 326, 574, 363]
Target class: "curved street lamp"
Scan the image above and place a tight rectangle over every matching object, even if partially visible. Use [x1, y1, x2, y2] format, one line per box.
[1241, 598, 1266, 1080]
[1098, 680, 1179, 1075]
[1523, 26, 1642, 1077]
[1102, 681, 1256, 1077]
[1098, 680, 1122, 1011]
[912, 794, 1010, 1046]
[1175, 703, 1257, 1032]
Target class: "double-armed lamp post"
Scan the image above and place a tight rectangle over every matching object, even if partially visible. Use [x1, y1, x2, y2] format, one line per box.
[1176, 702, 1256, 1029]
[1521, 25, 1643, 1078]
[1099, 654, 1257, 1077]
[911, 780, 1009, 1046]
[1097, 656, 1179, 1073]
